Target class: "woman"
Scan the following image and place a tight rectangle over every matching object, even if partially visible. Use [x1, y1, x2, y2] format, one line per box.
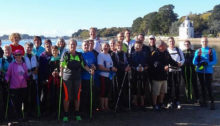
[5, 50, 28, 120]
[56, 38, 68, 57]
[24, 42, 38, 116]
[60, 38, 92, 122]
[182, 40, 199, 103]
[81, 40, 96, 116]
[9, 33, 25, 55]
[97, 42, 117, 111]
[0, 45, 14, 119]
[32, 36, 45, 59]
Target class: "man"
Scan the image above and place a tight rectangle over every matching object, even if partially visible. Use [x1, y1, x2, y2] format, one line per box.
[193, 37, 217, 110]
[131, 34, 150, 55]
[122, 29, 135, 55]
[148, 35, 157, 53]
[89, 27, 102, 53]
[167, 37, 185, 109]
[117, 32, 124, 43]
[150, 40, 180, 110]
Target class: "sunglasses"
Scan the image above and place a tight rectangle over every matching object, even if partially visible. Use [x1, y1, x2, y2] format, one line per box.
[14, 54, 22, 56]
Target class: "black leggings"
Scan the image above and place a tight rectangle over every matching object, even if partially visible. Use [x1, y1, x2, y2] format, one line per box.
[182, 65, 199, 101]
[167, 71, 181, 102]
[197, 73, 214, 103]
[9, 88, 27, 119]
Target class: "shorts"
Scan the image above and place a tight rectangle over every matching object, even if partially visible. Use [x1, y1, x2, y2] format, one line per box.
[63, 79, 81, 102]
[100, 76, 111, 98]
[152, 80, 167, 96]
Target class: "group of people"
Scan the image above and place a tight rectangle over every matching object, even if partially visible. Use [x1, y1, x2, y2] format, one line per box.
[0, 28, 218, 123]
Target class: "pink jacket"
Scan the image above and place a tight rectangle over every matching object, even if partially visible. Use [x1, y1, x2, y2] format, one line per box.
[5, 61, 28, 89]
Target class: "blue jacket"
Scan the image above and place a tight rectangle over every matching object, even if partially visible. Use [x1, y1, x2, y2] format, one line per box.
[193, 47, 217, 74]
[81, 51, 96, 80]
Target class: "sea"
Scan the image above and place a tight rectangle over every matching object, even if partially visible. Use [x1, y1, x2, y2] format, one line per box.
[1, 39, 83, 52]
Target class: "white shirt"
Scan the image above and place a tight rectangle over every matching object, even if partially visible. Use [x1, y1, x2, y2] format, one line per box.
[98, 53, 113, 77]
[93, 38, 103, 53]
[123, 39, 135, 54]
[167, 47, 185, 72]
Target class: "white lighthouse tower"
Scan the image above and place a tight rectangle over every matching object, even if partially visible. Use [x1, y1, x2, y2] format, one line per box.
[179, 16, 194, 39]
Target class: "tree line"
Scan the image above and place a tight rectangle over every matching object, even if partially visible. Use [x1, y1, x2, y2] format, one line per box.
[72, 4, 220, 38]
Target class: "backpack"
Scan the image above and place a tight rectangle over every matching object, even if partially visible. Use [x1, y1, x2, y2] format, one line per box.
[176, 47, 182, 61]
[198, 48, 213, 62]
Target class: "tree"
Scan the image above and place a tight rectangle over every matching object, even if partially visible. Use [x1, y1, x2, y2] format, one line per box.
[208, 4, 220, 35]
[157, 4, 178, 34]
[141, 12, 158, 34]
[169, 21, 181, 35]
[132, 17, 143, 33]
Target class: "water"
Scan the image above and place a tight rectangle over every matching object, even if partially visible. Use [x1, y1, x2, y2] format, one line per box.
[1, 39, 83, 52]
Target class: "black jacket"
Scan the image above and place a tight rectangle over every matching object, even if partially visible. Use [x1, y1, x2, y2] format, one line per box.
[150, 49, 178, 80]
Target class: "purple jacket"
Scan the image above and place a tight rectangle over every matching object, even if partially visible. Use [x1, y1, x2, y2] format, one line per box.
[5, 61, 28, 89]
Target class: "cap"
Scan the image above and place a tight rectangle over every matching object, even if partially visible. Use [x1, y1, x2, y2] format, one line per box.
[13, 49, 22, 55]
[149, 35, 155, 39]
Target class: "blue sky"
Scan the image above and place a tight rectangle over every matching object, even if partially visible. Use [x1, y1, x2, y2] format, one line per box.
[0, 0, 219, 36]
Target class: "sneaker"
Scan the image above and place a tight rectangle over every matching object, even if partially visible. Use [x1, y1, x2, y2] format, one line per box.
[167, 102, 173, 109]
[76, 115, 82, 121]
[153, 105, 160, 111]
[63, 116, 69, 122]
[210, 102, 215, 110]
[176, 102, 181, 109]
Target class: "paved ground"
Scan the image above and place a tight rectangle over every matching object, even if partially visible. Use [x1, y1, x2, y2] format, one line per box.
[1, 102, 220, 126]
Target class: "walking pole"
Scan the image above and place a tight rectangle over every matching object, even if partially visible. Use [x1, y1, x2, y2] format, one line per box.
[128, 71, 131, 110]
[58, 77, 63, 120]
[114, 72, 128, 112]
[35, 79, 41, 118]
[4, 82, 10, 120]
[90, 74, 93, 119]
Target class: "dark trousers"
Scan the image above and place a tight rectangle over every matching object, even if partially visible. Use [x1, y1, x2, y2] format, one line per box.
[197, 73, 214, 103]
[9, 88, 27, 119]
[182, 65, 199, 101]
[167, 71, 181, 103]
[26, 79, 37, 114]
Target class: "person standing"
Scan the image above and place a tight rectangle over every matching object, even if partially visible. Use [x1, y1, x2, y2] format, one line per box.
[32, 36, 45, 59]
[38, 39, 52, 115]
[0, 39, 4, 58]
[56, 38, 68, 57]
[182, 40, 199, 103]
[5, 50, 28, 120]
[89, 27, 102, 53]
[193, 37, 217, 110]
[60, 39, 91, 122]
[9, 33, 25, 56]
[98, 42, 117, 111]
[150, 40, 180, 110]
[167, 37, 185, 109]
[122, 29, 135, 55]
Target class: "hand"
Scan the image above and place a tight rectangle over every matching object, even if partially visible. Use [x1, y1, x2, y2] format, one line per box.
[89, 69, 95, 75]
[178, 62, 182, 67]
[112, 67, 117, 72]
[125, 66, 131, 72]
[33, 68, 38, 74]
[144, 66, 148, 70]
[91, 64, 96, 70]
[164, 65, 169, 71]
[59, 71, 63, 77]
[52, 71, 56, 77]
[200, 62, 208, 66]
